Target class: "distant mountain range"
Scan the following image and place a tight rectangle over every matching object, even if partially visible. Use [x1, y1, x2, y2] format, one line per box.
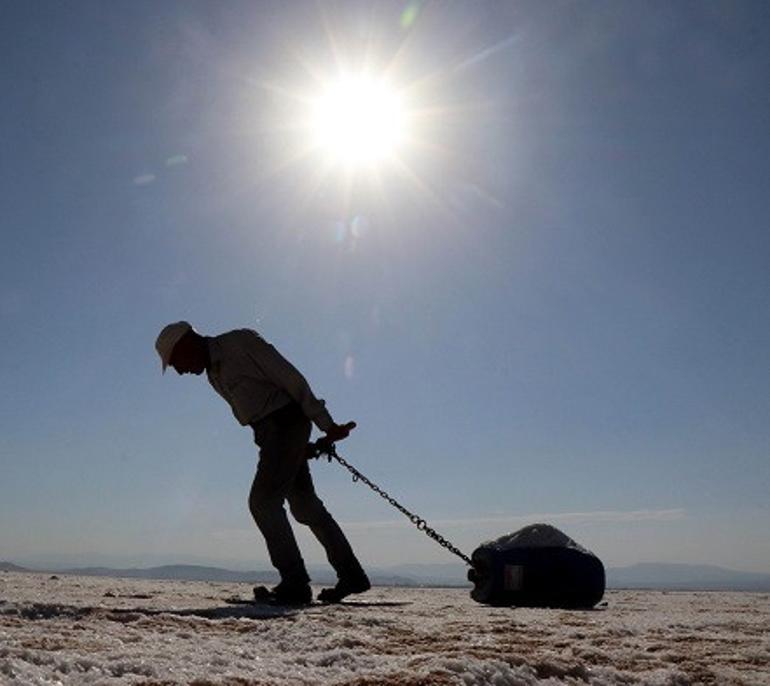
[0, 561, 418, 588]
[0, 562, 30, 573]
[3, 560, 769, 591]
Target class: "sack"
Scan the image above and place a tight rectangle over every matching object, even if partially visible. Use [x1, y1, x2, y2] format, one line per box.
[469, 523, 605, 608]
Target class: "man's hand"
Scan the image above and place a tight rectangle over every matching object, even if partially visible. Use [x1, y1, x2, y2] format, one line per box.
[324, 421, 356, 444]
[306, 422, 357, 460]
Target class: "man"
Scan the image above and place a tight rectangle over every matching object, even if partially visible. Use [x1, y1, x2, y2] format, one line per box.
[155, 321, 370, 604]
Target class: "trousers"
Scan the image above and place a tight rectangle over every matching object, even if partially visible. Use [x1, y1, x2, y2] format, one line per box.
[249, 402, 363, 584]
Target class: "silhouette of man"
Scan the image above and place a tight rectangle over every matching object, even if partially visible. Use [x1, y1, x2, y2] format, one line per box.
[155, 321, 370, 604]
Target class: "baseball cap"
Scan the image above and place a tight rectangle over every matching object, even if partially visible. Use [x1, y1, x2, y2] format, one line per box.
[155, 321, 193, 373]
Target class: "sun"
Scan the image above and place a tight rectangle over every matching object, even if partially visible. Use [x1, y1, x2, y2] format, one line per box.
[309, 75, 406, 167]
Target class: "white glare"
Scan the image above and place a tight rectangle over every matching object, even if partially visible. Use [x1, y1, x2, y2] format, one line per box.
[311, 76, 405, 165]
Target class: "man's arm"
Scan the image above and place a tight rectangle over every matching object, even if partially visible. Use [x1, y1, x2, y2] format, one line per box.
[246, 333, 355, 441]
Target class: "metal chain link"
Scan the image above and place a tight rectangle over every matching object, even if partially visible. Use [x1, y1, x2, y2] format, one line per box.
[314, 444, 473, 566]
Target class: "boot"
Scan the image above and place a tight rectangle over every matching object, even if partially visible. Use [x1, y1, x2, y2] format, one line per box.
[318, 571, 371, 603]
[253, 580, 312, 605]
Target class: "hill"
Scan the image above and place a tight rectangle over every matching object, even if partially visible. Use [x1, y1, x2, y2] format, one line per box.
[0, 561, 31, 573]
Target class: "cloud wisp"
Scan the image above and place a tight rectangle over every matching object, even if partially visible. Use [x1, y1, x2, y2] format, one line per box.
[339, 508, 686, 531]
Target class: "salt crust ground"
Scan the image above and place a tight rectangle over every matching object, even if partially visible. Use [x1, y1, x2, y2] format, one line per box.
[1, 572, 768, 685]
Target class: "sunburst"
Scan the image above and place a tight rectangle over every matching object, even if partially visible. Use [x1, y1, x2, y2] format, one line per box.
[309, 74, 407, 168]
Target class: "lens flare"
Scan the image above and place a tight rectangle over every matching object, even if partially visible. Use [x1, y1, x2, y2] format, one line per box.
[344, 354, 355, 379]
[400, 1, 423, 29]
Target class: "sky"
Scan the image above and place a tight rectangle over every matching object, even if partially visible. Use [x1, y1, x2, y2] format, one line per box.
[1, 0, 769, 575]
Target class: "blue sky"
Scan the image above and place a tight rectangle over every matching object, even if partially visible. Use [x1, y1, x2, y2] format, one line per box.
[2, 1, 769, 574]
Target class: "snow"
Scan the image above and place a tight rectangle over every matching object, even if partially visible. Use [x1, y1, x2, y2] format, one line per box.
[1, 572, 768, 685]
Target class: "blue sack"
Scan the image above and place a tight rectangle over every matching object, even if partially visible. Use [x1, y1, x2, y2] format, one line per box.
[469, 524, 605, 608]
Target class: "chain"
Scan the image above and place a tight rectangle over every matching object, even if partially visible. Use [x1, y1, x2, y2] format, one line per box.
[312, 443, 473, 566]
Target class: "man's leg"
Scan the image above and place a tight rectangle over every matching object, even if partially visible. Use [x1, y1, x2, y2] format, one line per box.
[288, 462, 369, 599]
[249, 406, 313, 587]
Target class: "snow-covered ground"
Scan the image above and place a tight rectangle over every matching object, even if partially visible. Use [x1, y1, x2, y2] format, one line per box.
[1, 572, 767, 685]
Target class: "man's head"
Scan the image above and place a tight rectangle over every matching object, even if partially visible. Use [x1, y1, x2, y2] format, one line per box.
[155, 321, 208, 375]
